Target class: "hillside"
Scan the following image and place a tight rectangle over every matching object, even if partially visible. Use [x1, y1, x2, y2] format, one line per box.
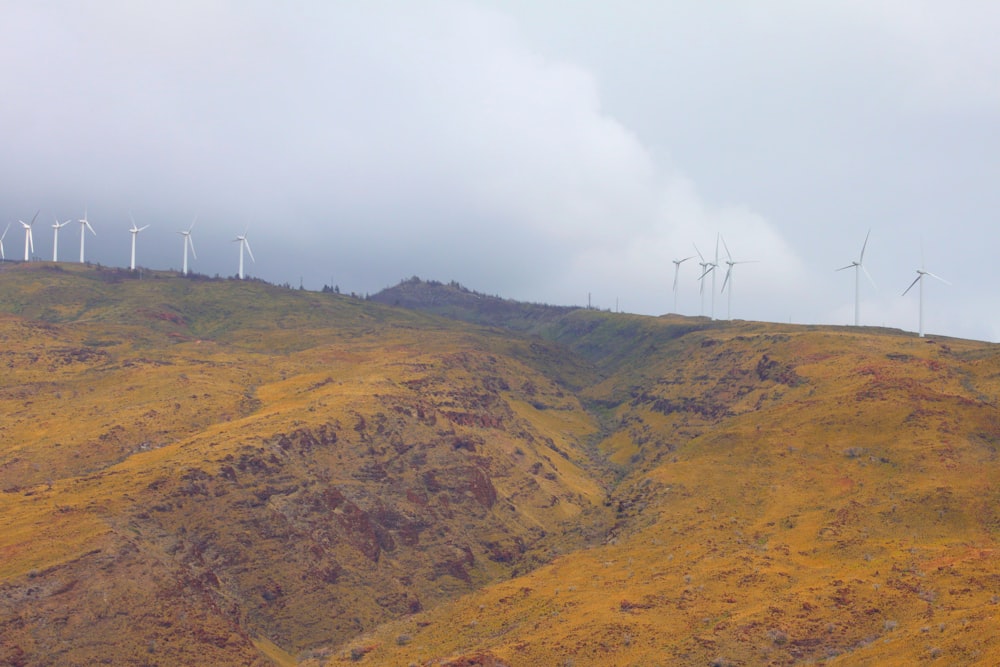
[1, 264, 999, 666]
[369, 277, 576, 334]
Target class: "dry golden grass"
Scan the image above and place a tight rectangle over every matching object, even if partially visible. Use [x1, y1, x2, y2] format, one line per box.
[2, 264, 999, 666]
[351, 328, 1000, 666]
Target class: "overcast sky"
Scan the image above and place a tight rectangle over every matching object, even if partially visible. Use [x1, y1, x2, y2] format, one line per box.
[2, 2, 999, 341]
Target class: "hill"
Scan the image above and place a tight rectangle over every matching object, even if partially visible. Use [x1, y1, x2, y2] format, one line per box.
[369, 277, 576, 334]
[2, 264, 1000, 666]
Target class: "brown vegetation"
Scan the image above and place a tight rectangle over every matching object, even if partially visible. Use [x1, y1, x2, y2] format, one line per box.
[1, 265, 999, 666]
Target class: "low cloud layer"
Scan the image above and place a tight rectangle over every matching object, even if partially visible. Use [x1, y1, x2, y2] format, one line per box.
[2, 2, 998, 340]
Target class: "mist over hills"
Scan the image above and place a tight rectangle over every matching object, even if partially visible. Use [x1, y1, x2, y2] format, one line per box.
[1, 265, 999, 666]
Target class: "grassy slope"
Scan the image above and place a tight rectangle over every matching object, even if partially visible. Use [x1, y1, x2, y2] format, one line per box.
[0, 264, 613, 665]
[344, 322, 1000, 666]
[3, 265, 1000, 666]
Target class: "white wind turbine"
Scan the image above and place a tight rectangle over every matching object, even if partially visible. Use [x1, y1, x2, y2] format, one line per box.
[178, 218, 197, 275]
[836, 229, 876, 326]
[694, 244, 713, 317]
[902, 256, 950, 338]
[709, 234, 721, 320]
[77, 210, 96, 263]
[0, 223, 8, 261]
[128, 214, 150, 271]
[696, 235, 721, 319]
[671, 255, 693, 313]
[719, 236, 758, 321]
[20, 211, 39, 262]
[51, 217, 71, 262]
[233, 229, 255, 279]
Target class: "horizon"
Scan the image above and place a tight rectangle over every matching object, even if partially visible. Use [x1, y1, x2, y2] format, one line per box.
[3, 4, 998, 341]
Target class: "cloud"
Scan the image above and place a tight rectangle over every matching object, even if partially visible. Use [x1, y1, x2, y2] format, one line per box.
[9, 2, 996, 341]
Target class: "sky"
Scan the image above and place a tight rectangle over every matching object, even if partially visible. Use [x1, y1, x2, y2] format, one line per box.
[2, 2, 999, 341]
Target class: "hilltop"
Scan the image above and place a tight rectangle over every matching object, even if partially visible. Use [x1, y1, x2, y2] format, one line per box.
[1, 263, 999, 666]
[369, 277, 576, 334]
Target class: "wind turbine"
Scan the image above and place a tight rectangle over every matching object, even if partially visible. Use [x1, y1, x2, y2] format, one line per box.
[0, 223, 8, 261]
[233, 229, 255, 279]
[710, 234, 721, 320]
[836, 229, 876, 326]
[719, 236, 758, 321]
[902, 259, 950, 338]
[696, 235, 721, 319]
[671, 255, 693, 313]
[77, 210, 96, 263]
[179, 218, 197, 275]
[20, 211, 39, 262]
[694, 244, 713, 317]
[128, 214, 149, 271]
[51, 217, 71, 262]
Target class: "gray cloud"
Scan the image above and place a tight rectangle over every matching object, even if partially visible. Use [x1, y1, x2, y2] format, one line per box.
[2, 2, 998, 339]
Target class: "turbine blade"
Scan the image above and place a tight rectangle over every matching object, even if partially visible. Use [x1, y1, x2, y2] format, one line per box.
[86, 221, 96, 235]
[29, 210, 39, 226]
[901, 274, 921, 296]
[859, 229, 871, 263]
[0, 223, 8, 241]
[693, 244, 705, 263]
[188, 236, 197, 260]
[721, 235, 732, 262]
[925, 271, 951, 285]
[722, 267, 732, 292]
[861, 265, 877, 289]
[245, 239, 255, 263]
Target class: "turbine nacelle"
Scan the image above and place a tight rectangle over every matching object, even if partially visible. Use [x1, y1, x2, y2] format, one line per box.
[234, 229, 255, 279]
[178, 218, 198, 275]
[19, 211, 39, 260]
[901, 261, 950, 337]
[77, 210, 96, 263]
[838, 229, 876, 326]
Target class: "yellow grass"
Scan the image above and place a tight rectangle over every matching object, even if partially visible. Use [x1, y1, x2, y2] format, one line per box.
[2, 265, 1000, 666]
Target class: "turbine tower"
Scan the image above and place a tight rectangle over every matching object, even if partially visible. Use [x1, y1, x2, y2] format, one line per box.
[719, 236, 758, 321]
[234, 229, 255, 279]
[52, 217, 71, 262]
[710, 234, 720, 320]
[20, 211, 39, 262]
[128, 214, 149, 271]
[836, 229, 875, 326]
[694, 244, 713, 316]
[0, 223, 8, 261]
[77, 210, 96, 263]
[671, 255, 693, 313]
[902, 261, 950, 338]
[179, 218, 197, 275]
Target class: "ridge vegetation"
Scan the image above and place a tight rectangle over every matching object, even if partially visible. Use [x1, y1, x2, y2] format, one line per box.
[1, 267, 999, 666]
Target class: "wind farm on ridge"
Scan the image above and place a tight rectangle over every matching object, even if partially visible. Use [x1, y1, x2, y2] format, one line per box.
[2, 209, 257, 283]
[672, 229, 948, 338]
[3, 209, 953, 339]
